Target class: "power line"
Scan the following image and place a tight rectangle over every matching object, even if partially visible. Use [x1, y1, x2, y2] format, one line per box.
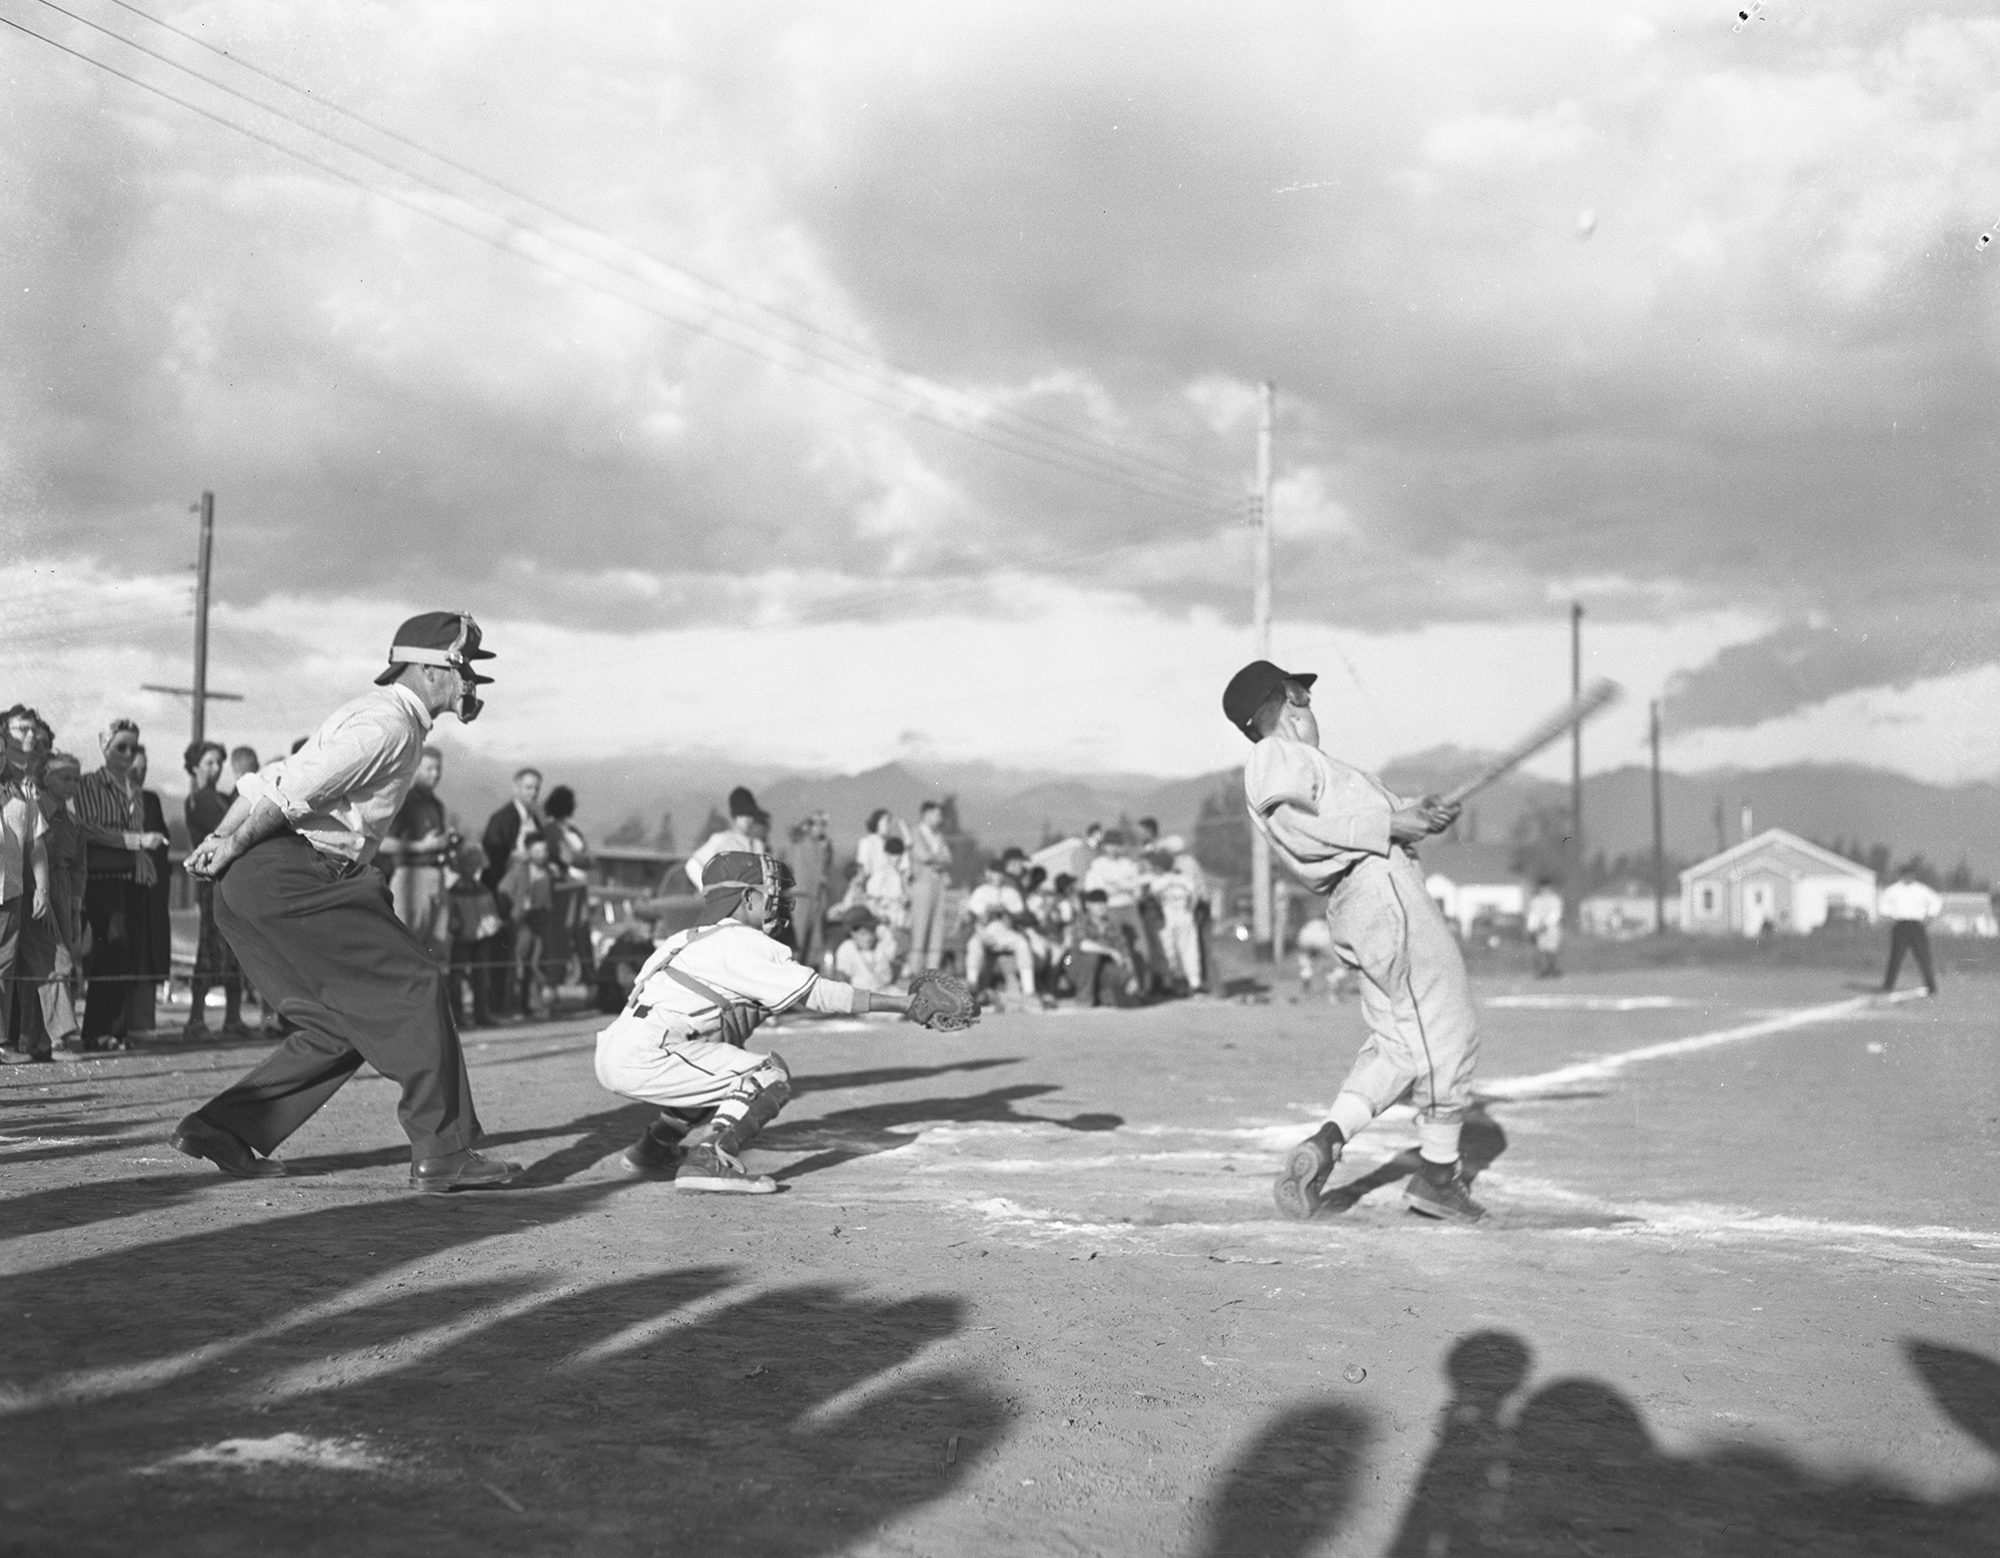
[98, 0, 1238, 505]
[21, 0, 1239, 513]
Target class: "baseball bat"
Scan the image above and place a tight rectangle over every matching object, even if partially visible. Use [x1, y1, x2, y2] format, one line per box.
[1440, 678, 1624, 807]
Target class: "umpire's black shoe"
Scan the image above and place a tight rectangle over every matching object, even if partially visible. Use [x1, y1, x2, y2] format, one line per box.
[410, 1148, 522, 1194]
[171, 1114, 288, 1179]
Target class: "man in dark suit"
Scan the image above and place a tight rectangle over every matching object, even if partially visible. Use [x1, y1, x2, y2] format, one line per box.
[480, 768, 543, 892]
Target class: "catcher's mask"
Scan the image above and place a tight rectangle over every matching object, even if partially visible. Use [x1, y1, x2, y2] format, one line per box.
[376, 610, 496, 722]
[700, 852, 796, 942]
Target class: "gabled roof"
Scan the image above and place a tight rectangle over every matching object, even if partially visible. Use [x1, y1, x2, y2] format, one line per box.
[1679, 828, 1876, 884]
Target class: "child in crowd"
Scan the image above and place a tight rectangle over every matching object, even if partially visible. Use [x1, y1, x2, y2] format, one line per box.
[1066, 888, 1136, 1007]
[501, 833, 558, 1016]
[831, 907, 900, 993]
[446, 843, 503, 1027]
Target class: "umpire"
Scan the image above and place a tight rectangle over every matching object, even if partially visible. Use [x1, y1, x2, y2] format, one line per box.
[172, 612, 521, 1193]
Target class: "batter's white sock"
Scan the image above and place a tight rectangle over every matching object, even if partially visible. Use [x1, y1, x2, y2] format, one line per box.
[1417, 1117, 1463, 1165]
[1329, 1092, 1375, 1145]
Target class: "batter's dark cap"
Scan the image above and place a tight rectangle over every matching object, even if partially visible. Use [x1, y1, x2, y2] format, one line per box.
[1222, 660, 1316, 740]
[376, 612, 496, 687]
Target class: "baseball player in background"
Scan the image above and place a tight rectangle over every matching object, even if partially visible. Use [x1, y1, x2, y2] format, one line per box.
[1525, 878, 1564, 979]
[1877, 866, 1942, 996]
[1223, 659, 1486, 1224]
[596, 851, 946, 1194]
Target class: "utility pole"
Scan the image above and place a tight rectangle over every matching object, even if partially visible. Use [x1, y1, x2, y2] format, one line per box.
[1650, 699, 1665, 935]
[1569, 600, 1584, 926]
[142, 491, 243, 734]
[1250, 381, 1275, 956]
[192, 490, 214, 745]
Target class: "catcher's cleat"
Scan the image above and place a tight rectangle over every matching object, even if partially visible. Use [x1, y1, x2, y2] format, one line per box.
[619, 1130, 681, 1178]
[1272, 1127, 1341, 1221]
[1403, 1165, 1486, 1223]
[675, 1142, 778, 1195]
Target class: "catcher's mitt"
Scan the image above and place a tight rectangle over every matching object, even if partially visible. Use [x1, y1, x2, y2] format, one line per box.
[905, 969, 982, 1032]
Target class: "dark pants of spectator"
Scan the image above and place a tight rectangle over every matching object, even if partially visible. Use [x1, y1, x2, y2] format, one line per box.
[1, 897, 53, 1055]
[189, 879, 244, 1029]
[1881, 920, 1938, 993]
[81, 874, 140, 1043]
[449, 938, 494, 1026]
[550, 880, 593, 982]
[193, 834, 481, 1159]
[1108, 905, 1156, 994]
[1066, 950, 1132, 1008]
[1136, 899, 1170, 993]
[514, 912, 549, 1011]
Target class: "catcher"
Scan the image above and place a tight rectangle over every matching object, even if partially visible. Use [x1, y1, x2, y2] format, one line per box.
[593, 851, 978, 1194]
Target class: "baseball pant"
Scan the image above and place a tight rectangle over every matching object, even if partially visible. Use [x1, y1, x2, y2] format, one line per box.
[193, 834, 482, 1159]
[392, 864, 451, 963]
[596, 1023, 768, 1107]
[1322, 847, 1479, 1122]
[908, 871, 949, 972]
[1161, 906, 1203, 991]
[1881, 920, 1938, 993]
[967, 922, 1036, 997]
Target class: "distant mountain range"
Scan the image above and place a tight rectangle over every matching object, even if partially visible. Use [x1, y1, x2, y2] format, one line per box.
[405, 743, 1998, 880]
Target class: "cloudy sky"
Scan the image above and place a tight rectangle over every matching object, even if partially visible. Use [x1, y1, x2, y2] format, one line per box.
[4, 0, 1997, 785]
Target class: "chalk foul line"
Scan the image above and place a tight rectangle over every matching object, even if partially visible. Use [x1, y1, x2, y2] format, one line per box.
[1481, 994, 1886, 1100]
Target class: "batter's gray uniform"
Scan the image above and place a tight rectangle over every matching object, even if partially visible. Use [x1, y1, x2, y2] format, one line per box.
[1245, 738, 1478, 1127]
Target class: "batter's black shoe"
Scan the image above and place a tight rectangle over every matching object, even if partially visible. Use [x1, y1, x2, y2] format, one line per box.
[1273, 1127, 1342, 1221]
[1404, 1166, 1486, 1223]
[171, 1114, 288, 1179]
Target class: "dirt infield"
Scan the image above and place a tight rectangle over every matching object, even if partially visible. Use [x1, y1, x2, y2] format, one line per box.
[4, 962, 1996, 1556]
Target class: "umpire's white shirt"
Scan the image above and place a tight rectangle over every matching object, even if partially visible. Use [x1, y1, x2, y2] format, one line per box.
[236, 684, 432, 865]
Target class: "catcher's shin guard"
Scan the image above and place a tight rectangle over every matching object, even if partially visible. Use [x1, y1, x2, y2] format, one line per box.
[691, 1056, 793, 1159]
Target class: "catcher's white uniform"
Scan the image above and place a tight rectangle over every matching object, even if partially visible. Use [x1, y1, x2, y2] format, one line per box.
[1245, 737, 1480, 1133]
[596, 920, 860, 1108]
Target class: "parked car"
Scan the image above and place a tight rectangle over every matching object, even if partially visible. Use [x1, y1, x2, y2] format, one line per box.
[587, 847, 704, 1013]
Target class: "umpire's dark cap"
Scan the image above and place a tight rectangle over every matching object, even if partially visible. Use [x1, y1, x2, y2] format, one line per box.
[1222, 660, 1316, 739]
[376, 611, 496, 687]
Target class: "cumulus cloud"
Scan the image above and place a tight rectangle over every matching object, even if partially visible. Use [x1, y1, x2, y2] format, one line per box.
[4, 0, 1998, 772]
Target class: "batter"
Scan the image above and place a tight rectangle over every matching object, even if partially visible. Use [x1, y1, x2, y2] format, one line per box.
[1221, 659, 1485, 1223]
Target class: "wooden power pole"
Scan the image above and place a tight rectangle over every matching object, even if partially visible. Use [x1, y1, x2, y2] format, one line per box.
[142, 491, 243, 736]
[1250, 382, 1275, 955]
[1650, 699, 1666, 934]
[1569, 600, 1584, 924]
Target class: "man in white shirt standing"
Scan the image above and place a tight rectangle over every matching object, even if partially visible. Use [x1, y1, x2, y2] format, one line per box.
[1877, 867, 1943, 996]
[684, 787, 769, 890]
[173, 613, 521, 1193]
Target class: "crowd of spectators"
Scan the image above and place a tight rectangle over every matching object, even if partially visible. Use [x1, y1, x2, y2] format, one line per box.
[0, 709, 1222, 1061]
[676, 793, 1219, 1012]
[0, 706, 230, 1061]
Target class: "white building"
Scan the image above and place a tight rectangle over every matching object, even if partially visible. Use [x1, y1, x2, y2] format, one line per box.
[1936, 892, 1999, 937]
[1422, 843, 1526, 938]
[1679, 829, 1877, 937]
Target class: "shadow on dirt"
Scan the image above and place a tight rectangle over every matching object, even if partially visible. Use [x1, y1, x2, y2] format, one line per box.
[789, 1056, 1023, 1096]
[1192, 1329, 2000, 1557]
[2, 1186, 1008, 1558]
[764, 1082, 1128, 1182]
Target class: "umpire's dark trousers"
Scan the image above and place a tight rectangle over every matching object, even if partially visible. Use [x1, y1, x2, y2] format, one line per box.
[195, 834, 482, 1158]
[1881, 919, 1939, 994]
